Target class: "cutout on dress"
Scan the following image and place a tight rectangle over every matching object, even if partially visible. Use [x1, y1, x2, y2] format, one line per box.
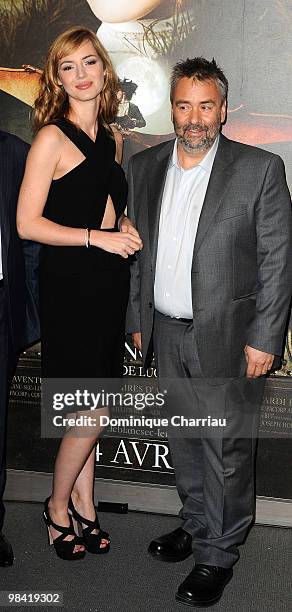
[100, 194, 116, 229]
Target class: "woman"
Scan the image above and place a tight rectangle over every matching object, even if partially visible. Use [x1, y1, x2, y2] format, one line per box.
[17, 26, 142, 560]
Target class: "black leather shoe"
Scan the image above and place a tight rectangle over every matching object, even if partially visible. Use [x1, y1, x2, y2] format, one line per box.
[0, 534, 14, 567]
[148, 527, 192, 562]
[175, 564, 233, 607]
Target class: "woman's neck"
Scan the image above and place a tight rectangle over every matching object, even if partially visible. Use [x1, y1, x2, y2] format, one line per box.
[68, 98, 100, 140]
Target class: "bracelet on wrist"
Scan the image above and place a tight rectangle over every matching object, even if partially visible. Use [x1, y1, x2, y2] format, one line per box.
[85, 228, 91, 248]
[85, 228, 89, 248]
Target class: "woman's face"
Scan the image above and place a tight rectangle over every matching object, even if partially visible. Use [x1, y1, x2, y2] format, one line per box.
[57, 40, 104, 103]
[86, 0, 164, 23]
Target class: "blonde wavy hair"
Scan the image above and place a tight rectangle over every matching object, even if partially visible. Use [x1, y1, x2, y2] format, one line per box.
[33, 26, 118, 132]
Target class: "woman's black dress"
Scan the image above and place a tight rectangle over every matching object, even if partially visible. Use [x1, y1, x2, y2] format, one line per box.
[39, 118, 129, 378]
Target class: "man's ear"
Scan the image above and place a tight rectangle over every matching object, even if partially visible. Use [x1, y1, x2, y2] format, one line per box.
[221, 99, 227, 124]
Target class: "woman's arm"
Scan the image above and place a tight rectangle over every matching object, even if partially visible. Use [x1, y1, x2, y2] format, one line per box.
[17, 126, 142, 257]
[17, 125, 86, 245]
[111, 124, 123, 163]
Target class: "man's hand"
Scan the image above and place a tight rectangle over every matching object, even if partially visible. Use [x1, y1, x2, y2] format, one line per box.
[119, 215, 143, 249]
[244, 345, 274, 378]
[132, 332, 142, 351]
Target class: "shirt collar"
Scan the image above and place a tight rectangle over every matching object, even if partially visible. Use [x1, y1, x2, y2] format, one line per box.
[170, 134, 219, 173]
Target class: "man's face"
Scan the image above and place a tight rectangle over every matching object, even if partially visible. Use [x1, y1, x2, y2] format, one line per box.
[172, 77, 226, 154]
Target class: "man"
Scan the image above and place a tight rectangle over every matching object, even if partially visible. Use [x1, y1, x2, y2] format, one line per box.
[126, 58, 292, 607]
[0, 130, 39, 566]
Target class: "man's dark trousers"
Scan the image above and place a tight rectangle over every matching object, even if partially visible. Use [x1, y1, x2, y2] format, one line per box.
[154, 310, 265, 568]
[0, 283, 17, 530]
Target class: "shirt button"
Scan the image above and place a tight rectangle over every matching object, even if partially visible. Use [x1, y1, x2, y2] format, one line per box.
[167, 265, 171, 270]
[165, 292, 170, 297]
[173, 237, 177, 241]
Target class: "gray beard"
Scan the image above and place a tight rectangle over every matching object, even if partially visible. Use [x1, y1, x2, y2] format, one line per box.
[177, 133, 217, 154]
[175, 120, 221, 155]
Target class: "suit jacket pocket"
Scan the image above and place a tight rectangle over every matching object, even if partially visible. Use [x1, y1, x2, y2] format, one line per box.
[216, 209, 247, 221]
[232, 291, 258, 301]
[216, 198, 248, 221]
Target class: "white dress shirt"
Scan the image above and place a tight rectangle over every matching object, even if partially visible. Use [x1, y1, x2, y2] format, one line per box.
[154, 135, 219, 318]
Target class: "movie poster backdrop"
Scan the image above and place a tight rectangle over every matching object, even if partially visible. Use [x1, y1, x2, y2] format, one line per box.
[1, 0, 291, 501]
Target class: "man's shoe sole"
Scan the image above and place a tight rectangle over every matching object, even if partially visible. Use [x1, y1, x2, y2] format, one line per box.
[148, 546, 192, 562]
[175, 572, 233, 607]
[175, 592, 223, 607]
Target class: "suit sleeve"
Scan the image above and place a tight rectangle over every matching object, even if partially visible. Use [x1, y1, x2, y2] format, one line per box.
[246, 155, 292, 355]
[125, 157, 141, 334]
[17, 139, 41, 345]
[21, 238, 41, 345]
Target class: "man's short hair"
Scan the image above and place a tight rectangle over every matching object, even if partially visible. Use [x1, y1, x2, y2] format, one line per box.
[170, 57, 228, 103]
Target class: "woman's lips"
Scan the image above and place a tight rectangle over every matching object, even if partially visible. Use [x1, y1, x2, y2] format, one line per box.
[76, 82, 92, 90]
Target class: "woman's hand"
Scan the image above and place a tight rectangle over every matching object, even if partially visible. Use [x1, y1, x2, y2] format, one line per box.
[91, 229, 142, 258]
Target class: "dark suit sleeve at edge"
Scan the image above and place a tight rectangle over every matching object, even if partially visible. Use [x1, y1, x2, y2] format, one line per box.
[246, 155, 292, 355]
[125, 157, 141, 334]
[16, 138, 41, 346]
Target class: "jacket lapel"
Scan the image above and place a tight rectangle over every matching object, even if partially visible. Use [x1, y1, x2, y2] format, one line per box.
[147, 139, 174, 271]
[193, 134, 235, 260]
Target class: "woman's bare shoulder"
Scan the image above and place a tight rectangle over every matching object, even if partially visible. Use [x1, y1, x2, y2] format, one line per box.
[29, 124, 66, 164]
[34, 123, 65, 146]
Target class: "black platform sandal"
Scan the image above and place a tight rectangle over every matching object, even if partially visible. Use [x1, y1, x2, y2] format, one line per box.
[43, 498, 86, 561]
[68, 497, 110, 554]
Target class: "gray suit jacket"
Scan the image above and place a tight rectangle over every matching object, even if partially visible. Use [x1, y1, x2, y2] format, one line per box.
[126, 134, 292, 377]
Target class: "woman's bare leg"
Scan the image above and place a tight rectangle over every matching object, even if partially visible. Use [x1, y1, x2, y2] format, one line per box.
[48, 409, 108, 551]
[71, 445, 109, 547]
